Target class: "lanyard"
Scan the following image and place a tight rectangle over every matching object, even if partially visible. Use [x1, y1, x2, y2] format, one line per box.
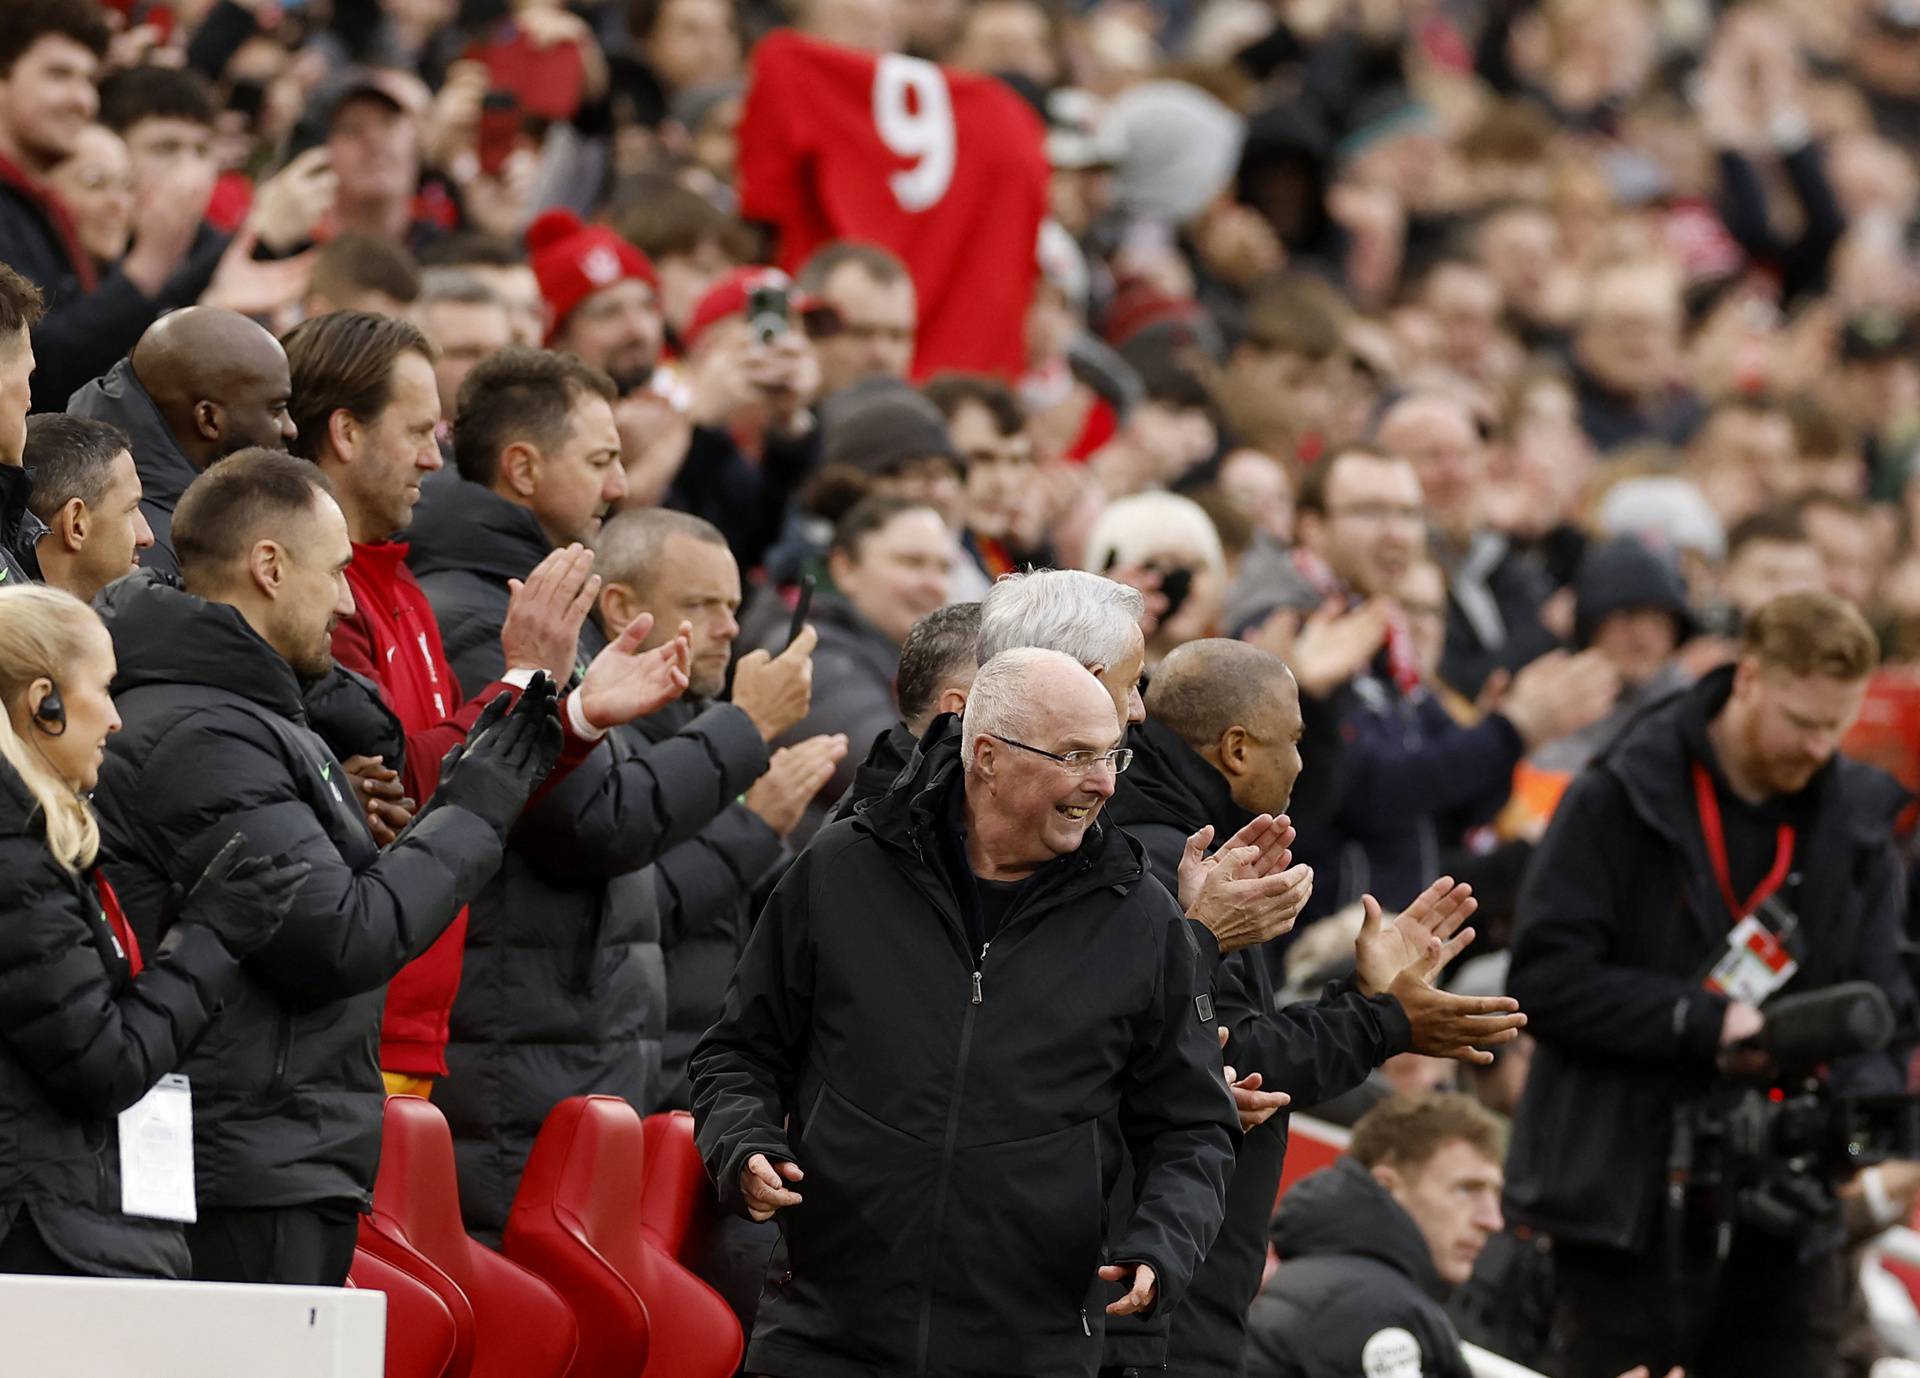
[93, 869, 143, 977]
[1691, 761, 1795, 926]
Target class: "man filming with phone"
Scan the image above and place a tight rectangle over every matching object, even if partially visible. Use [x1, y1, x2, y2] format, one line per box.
[1505, 591, 1916, 1378]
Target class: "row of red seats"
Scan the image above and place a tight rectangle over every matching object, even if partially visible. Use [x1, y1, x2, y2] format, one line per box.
[346, 1094, 745, 1378]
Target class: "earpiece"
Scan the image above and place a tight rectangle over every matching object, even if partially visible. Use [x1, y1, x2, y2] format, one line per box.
[33, 685, 66, 737]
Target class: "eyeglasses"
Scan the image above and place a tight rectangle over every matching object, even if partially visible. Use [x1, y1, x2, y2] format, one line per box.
[989, 734, 1133, 775]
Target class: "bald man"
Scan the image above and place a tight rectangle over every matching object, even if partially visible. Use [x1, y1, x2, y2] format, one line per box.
[1374, 392, 1561, 697]
[67, 306, 298, 578]
[1103, 638, 1524, 1378]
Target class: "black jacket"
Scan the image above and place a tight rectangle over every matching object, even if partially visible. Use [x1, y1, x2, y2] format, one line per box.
[407, 478, 769, 1237]
[691, 728, 1238, 1378]
[0, 758, 248, 1277]
[0, 463, 45, 585]
[667, 423, 818, 576]
[1104, 716, 1411, 1376]
[618, 675, 785, 1113]
[66, 360, 201, 581]
[765, 590, 902, 839]
[1244, 1156, 1473, 1378]
[827, 719, 919, 824]
[90, 575, 505, 1211]
[1505, 667, 1916, 1251]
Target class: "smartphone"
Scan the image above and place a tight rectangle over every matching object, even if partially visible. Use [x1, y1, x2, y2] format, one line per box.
[786, 575, 816, 650]
[748, 284, 790, 347]
[477, 91, 523, 178]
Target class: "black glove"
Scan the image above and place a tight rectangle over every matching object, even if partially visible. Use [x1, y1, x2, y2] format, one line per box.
[434, 672, 565, 836]
[179, 834, 313, 959]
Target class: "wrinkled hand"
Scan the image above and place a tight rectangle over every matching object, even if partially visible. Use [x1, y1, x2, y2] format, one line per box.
[745, 733, 848, 837]
[435, 673, 564, 834]
[732, 624, 818, 742]
[340, 754, 415, 846]
[1384, 916, 1525, 1066]
[249, 147, 337, 253]
[576, 614, 692, 730]
[740, 1153, 804, 1222]
[501, 544, 598, 675]
[1099, 1262, 1158, 1316]
[180, 834, 313, 958]
[1220, 1027, 1289, 1132]
[1176, 815, 1294, 912]
[1182, 818, 1313, 954]
[1353, 878, 1478, 997]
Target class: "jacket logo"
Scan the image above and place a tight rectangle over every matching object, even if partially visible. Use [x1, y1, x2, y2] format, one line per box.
[1195, 993, 1214, 1025]
[1361, 1327, 1423, 1378]
[319, 760, 344, 804]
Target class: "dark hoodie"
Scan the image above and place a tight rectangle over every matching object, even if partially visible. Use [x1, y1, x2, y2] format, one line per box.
[691, 724, 1237, 1378]
[1103, 715, 1411, 1376]
[66, 359, 202, 582]
[827, 718, 920, 824]
[88, 574, 506, 1217]
[1245, 1156, 1473, 1378]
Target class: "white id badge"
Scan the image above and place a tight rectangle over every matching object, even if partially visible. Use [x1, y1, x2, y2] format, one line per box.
[119, 1073, 196, 1223]
[1704, 914, 1799, 1007]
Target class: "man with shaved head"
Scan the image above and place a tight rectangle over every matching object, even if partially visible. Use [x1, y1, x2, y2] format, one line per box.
[66, 305, 299, 578]
[1374, 390, 1560, 697]
[694, 646, 1238, 1376]
[1101, 638, 1525, 1377]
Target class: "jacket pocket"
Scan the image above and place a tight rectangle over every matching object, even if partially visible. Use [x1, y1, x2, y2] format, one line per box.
[783, 1081, 936, 1297]
[946, 1118, 1107, 1322]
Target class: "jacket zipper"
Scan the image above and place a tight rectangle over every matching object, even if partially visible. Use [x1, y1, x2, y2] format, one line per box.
[915, 941, 988, 1378]
[268, 1010, 293, 1096]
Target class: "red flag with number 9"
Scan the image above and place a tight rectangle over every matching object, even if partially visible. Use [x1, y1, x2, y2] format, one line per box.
[739, 30, 1050, 380]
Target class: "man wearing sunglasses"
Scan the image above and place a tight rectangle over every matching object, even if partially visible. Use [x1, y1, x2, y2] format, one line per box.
[692, 646, 1237, 1378]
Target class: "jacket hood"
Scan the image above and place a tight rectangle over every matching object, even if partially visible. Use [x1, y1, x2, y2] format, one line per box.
[0, 463, 44, 580]
[1106, 714, 1249, 840]
[854, 714, 1148, 892]
[404, 475, 552, 585]
[1572, 536, 1696, 649]
[97, 570, 306, 718]
[1271, 1157, 1449, 1298]
[66, 359, 198, 510]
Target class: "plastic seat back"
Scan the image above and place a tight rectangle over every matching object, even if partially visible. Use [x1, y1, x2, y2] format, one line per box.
[348, 1246, 462, 1378]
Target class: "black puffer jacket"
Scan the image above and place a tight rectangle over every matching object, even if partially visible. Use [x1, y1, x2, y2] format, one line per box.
[66, 360, 201, 581]
[1505, 666, 1916, 1251]
[0, 758, 247, 1277]
[1104, 715, 1410, 1377]
[90, 575, 505, 1211]
[692, 728, 1238, 1378]
[1244, 1156, 1473, 1378]
[407, 479, 770, 1238]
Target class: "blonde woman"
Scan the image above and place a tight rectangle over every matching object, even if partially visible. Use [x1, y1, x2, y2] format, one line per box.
[0, 586, 308, 1278]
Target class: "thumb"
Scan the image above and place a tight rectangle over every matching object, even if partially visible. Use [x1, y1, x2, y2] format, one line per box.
[1358, 894, 1383, 941]
[1096, 1265, 1128, 1282]
[1181, 825, 1213, 868]
[783, 623, 820, 660]
[736, 647, 771, 676]
[613, 610, 655, 653]
[1217, 1025, 1229, 1052]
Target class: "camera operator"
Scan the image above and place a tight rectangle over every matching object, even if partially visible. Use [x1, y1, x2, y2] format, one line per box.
[1505, 591, 1915, 1378]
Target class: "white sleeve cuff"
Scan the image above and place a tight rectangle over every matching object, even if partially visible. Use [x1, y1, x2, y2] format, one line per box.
[565, 690, 607, 741]
[502, 667, 540, 690]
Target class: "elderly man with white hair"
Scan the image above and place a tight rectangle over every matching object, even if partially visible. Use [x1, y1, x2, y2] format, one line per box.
[693, 647, 1239, 1378]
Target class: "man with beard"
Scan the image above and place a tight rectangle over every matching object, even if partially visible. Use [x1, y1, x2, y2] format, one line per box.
[67, 306, 299, 579]
[527, 208, 665, 397]
[89, 447, 564, 1284]
[1507, 591, 1916, 1378]
[693, 648, 1238, 1376]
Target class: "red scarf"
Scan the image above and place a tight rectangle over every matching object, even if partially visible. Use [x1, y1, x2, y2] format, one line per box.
[1289, 548, 1422, 696]
[0, 148, 97, 292]
[92, 869, 142, 977]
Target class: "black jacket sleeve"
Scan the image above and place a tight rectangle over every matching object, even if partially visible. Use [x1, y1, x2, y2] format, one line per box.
[1508, 769, 1728, 1068]
[1219, 958, 1411, 1108]
[690, 840, 818, 1212]
[512, 703, 770, 880]
[117, 708, 505, 1007]
[0, 839, 246, 1120]
[1110, 884, 1240, 1317]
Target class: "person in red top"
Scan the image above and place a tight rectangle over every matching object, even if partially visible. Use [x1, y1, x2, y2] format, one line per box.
[738, 29, 1048, 379]
[283, 308, 694, 1093]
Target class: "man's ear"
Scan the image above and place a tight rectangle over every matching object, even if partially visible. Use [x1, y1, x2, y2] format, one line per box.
[247, 537, 287, 598]
[599, 580, 640, 636]
[193, 400, 223, 444]
[499, 441, 541, 501]
[53, 497, 88, 554]
[1216, 724, 1251, 777]
[327, 407, 361, 464]
[1370, 1162, 1405, 1200]
[936, 686, 970, 719]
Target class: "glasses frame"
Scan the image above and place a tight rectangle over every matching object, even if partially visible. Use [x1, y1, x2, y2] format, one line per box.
[987, 734, 1133, 776]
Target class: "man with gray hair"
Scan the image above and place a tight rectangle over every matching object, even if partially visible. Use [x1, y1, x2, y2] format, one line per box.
[693, 646, 1238, 1376]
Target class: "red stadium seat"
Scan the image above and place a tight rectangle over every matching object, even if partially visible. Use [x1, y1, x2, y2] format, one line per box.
[348, 1246, 462, 1378]
[363, 1095, 578, 1378]
[505, 1095, 745, 1378]
[639, 1109, 722, 1265]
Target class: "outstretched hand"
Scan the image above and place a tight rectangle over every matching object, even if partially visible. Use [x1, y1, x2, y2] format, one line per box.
[740, 1153, 805, 1222]
[1099, 1262, 1158, 1316]
[576, 614, 693, 730]
[1353, 878, 1478, 997]
[1220, 1026, 1289, 1132]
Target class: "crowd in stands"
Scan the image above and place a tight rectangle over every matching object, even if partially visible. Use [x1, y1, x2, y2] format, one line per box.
[3, 0, 1920, 1373]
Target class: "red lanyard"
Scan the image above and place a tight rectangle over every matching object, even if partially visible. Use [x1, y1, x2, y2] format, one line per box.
[93, 869, 143, 977]
[1692, 761, 1795, 925]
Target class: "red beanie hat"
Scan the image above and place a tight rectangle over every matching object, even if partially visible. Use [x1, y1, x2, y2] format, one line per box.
[525, 209, 659, 343]
[682, 265, 818, 354]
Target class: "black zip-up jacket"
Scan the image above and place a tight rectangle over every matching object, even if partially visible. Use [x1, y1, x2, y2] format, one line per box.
[691, 729, 1238, 1378]
[1244, 1156, 1474, 1378]
[1103, 715, 1411, 1376]
[66, 360, 202, 582]
[0, 757, 249, 1277]
[406, 477, 769, 1237]
[89, 574, 506, 1211]
[1505, 666, 1916, 1251]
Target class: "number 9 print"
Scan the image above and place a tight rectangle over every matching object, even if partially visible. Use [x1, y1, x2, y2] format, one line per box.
[873, 54, 955, 212]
